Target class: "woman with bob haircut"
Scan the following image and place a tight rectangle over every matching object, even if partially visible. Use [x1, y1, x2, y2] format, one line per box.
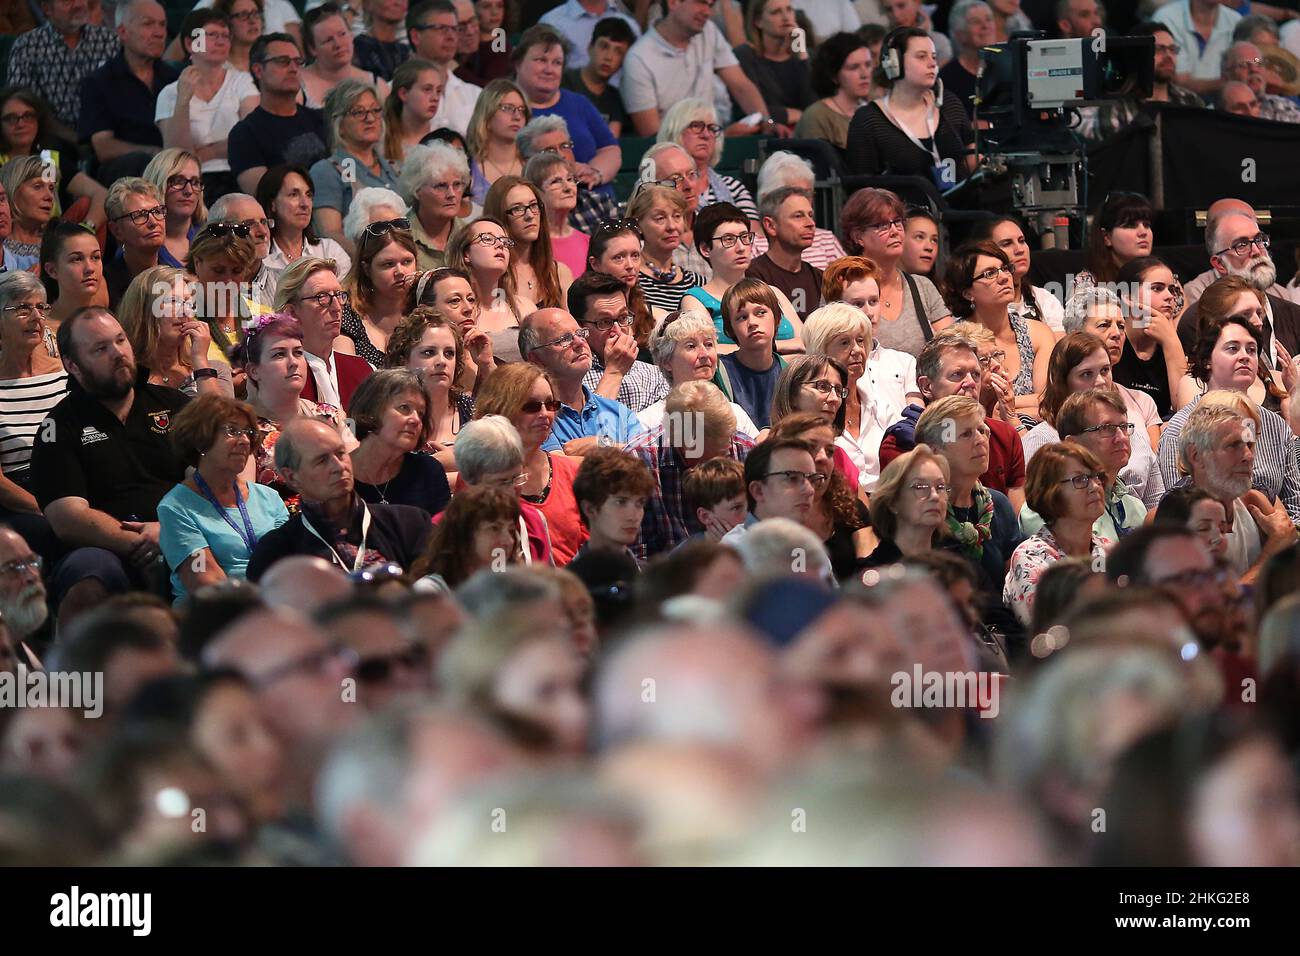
[346, 367, 451, 515]
[862, 443, 952, 567]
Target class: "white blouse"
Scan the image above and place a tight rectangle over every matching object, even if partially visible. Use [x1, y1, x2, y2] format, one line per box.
[155, 68, 258, 174]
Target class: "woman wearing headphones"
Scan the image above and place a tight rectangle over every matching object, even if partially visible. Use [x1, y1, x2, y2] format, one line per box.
[844, 27, 976, 187]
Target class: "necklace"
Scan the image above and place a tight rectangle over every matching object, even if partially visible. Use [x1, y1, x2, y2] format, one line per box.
[484, 155, 520, 179]
[643, 255, 677, 281]
[521, 452, 553, 504]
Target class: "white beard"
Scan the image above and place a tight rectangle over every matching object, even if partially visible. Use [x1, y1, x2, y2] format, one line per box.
[1225, 255, 1278, 292]
[2, 590, 48, 640]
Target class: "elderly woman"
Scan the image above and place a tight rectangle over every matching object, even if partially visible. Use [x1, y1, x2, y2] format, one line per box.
[972, 214, 1066, 336]
[483, 175, 571, 309]
[118, 266, 233, 397]
[749, 152, 847, 269]
[40, 222, 105, 338]
[1019, 332, 1163, 508]
[154, 10, 259, 201]
[301, 2, 390, 109]
[1175, 277, 1278, 410]
[0, 272, 68, 534]
[474, 362, 586, 565]
[340, 185, 408, 250]
[1003, 441, 1109, 626]
[794, 31, 873, 151]
[0, 87, 106, 226]
[143, 148, 207, 268]
[626, 184, 700, 314]
[258, 164, 352, 275]
[413, 485, 526, 592]
[639, 310, 758, 435]
[1158, 317, 1300, 520]
[466, 78, 531, 206]
[524, 152, 588, 280]
[400, 142, 470, 271]
[1082, 192, 1156, 286]
[658, 99, 759, 222]
[768, 353, 858, 486]
[944, 240, 1053, 421]
[310, 79, 402, 254]
[338, 217, 419, 365]
[347, 368, 451, 515]
[863, 444, 952, 567]
[451, 414, 555, 565]
[511, 25, 620, 198]
[733, 0, 814, 131]
[446, 217, 530, 363]
[0, 156, 55, 272]
[158, 395, 290, 603]
[838, 187, 950, 357]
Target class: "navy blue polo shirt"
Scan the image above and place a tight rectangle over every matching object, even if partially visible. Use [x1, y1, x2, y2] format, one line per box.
[77, 52, 179, 147]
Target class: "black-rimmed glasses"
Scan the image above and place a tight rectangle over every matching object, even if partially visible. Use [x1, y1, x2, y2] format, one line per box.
[1213, 233, 1270, 258]
[1079, 422, 1135, 438]
[113, 205, 166, 226]
[1058, 472, 1105, 490]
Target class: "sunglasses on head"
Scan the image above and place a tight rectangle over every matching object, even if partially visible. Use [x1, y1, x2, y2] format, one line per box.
[365, 217, 411, 238]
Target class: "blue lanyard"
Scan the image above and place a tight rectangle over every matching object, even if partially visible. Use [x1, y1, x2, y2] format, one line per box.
[193, 472, 259, 553]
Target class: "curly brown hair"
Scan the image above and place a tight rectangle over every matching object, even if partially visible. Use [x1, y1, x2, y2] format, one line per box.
[571, 447, 656, 528]
[410, 485, 521, 587]
[769, 411, 863, 530]
[384, 305, 467, 397]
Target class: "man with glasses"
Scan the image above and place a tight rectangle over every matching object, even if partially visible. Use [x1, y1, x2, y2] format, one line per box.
[1222, 41, 1300, 122]
[103, 178, 166, 305]
[5, 0, 120, 131]
[570, 272, 669, 412]
[228, 34, 330, 196]
[879, 330, 1027, 509]
[277, 257, 373, 409]
[520, 307, 645, 455]
[517, 116, 621, 233]
[0, 526, 51, 654]
[409, 0, 482, 136]
[720, 436, 819, 547]
[1078, 22, 1204, 142]
[78, 0, 178, 186]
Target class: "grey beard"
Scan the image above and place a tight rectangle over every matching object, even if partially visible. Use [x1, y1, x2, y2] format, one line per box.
[1206, 474, 1251, 503]
[2, 590, 47, 640]
[1225, 256, 1277, 291]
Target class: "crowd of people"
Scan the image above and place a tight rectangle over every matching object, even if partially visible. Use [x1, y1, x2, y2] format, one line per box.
[0, 0, 1299, 868]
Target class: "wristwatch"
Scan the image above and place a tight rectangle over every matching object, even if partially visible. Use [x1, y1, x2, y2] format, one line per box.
[193, 367, 219, 380]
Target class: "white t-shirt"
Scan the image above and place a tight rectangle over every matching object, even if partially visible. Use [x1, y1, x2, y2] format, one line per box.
[155, 69, 258, 173]
[194, 0, 301, 32]
[621, 20, 739, 117]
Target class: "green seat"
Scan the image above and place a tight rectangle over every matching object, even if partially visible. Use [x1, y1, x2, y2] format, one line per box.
[0, 35, 17, 85]
[618, 135, 656, 175]
[718, 135, 763, 178]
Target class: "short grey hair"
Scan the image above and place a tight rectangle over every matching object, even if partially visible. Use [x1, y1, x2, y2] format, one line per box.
[104, 176, 163, 222]
[342, 187, 408, 245]
[398, 142, 469, 206]
[916, 332, 977, 386]
[757, 186, 813, 224]
[322, 78, 385, 152]
[454, 415, 524, 483]
[802, 302, 869, 357]
[949, 0, 991, 38]
[755, 151, 815, 201]
[1234, 14, 1279, 42]
[1062, 285, 1123, 334]
[115, 0, 160, 29]
[728, 517, 833, 583]
[347, 368, 426, 442]
[0, 271, 45, 315]
[636, 141, 692, 191]
[1177, 402, 1250, 478]
[207, 191, 259, 223]
[1204, 209, 1257, 258]
[658, 98, 721, 167]
[516, 115, 570, 160]
[649, 310, 716, 381]
[455, 567, 561, 621]
[517, 310, 548, 359]
[523, 151, 570, 190]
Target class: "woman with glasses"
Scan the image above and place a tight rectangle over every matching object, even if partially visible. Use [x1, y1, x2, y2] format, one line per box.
[214, 0, 266, 74]
[625, 184, 699, 314]
[944, 240, 1053, 422]
[0, 87, 107, 228]
[143, 149, 207, 269]
[862, 444, 952, 567]
[119, 266, 233, 397]
[795, 32, 873, 151]
[838, 187, 950, 357]
[483, 175, 570, 309]
[768, 353, 860, 487]
[971, 214, 1065, 337]
[658, 99, 759, 222]
[301, 3, 390, 110]
[733, 0, 814, 134]
[1003, 441, 1110, 626]
[399, 142, 471, 272]
[155, 10, 260, 204]
[1110, 256, 1189, 421]
[257, 164, 353, 275]
[158, 394, 291, 602]
[639, 309, 757, 436]
[474, 362, 587, 566]
[466, 78, 531, 206]
[310, 79, 402, 255]
[680, 202, 801, 355]
[587, 220, 658, 356]
[346, 368, 451, 516]
[446, 217, 531, 363]
[525, 152, 588, 280]
[0, 156, 56, 273]
[39, 223, 105, 344]
[381, 58, 445, 166]
[338, 217, 419, 366]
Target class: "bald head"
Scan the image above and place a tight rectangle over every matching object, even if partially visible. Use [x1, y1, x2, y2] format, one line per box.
[520, 308, 591, 381]
[1221, 81, 1260, 118]
[259, 556, 353, 616]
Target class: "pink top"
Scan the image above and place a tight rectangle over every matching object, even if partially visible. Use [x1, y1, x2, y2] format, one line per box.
[551, 229, 591, 278]
[832, 445, 860, 489]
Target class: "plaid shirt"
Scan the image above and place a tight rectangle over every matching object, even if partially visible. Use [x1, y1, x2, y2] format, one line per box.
[626, 426, 754, 560]
[6, 22, 119, 129]
[1259, 94, 1300, 124]
[583, 356, 670, 412]
[570, 186, 622, 235]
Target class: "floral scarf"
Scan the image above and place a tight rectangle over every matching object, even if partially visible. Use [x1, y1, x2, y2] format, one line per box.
[946, 483, 995, 558]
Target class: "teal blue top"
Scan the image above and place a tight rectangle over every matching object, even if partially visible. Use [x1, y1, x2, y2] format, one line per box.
[683, 286, 796, 346]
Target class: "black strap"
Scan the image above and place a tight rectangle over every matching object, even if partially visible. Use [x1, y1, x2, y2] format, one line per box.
[903, 272, 934, 343]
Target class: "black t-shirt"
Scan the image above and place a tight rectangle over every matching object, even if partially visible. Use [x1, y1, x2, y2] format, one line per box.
[354, 452, 451, 517]
[938, 59, 979, 119]
[227, 107, 329, 181]
[1112, 338, 1174, 420]
[562, 69, 628, 132]
[732, 46, 815, 126]
[246, 501, 432, 581]
[746, 253, 823, 319]
[825, 498, 871, 581]
[29, 374, 190, 521]
[845, 96, 974, 181]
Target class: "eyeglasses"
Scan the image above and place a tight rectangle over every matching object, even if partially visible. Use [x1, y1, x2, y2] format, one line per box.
[684, 120, 723, 136]
[470, 232, 515, 249]
[972, 264, 1013, 283]
[166, 175, 204, 193]
[365, 217, 411, 237]
[661, 169, 700, 189]
[236, 217, 270, 232]
[708, 231, 755, 250]
[0, 554, 41, 579]
[1079, 421, 1135, 438]
[543, 174, 578, 190]
[535, 327, 589, 352]
[539, 141, 576, 155]
[803, 379, 848, 399]
[356, 644, 428, 684]
[1213, 233, 1270, 258]
[0, 110, 37, 125]
[868, 217, 905, 235]
[199, 221, 251, 239]
[426, 179, 468, 195]
[521, 398, 562, 413]
[259, 55, 304, 68]
[1058, 472, 1105, 490]
[505, 200, 541, 219]
[485, 472, 530, 488]
[497, 102, 527, 118]
[158, 296, 196, 317]
[2, 302, 53, 319]
[908, 481, 949, 499]
[1154, 42, 1181, 55]
[579, 312, 634, 332]
[230, 9, 263, 22]
[765, 470, 828, 489]
[298, 289, 350, 308]
[220, 423, 256, 440]
[112, 204, 167, 226]
[977, 350, 1007, 367]
[412, 21, 456, 34]
[346, 106, 383, 121]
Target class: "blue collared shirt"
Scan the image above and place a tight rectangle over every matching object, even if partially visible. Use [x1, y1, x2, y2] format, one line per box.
[543, 385, 645, 451]
[539, 0, 640, 70]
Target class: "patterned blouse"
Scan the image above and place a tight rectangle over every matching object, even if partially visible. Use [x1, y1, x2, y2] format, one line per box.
[1003, 527, 1111, 626]
[339, 306, 385, 368]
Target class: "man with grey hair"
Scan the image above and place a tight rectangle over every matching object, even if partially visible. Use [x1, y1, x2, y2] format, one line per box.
[747, 186, 822, 320]
[726, 516, 834, 585]
[1222, 41, 1300, 123]
[938, 0, 996, 118]
[517, 114, 621, 232]
[455, 566, 567, 630]
[750, 152, 846, 268]
[246, 419, 432, 580]
[208, 192, 280, 307]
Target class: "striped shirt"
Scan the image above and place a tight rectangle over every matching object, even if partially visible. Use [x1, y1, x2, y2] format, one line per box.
[640, 268, 701, 313]
[1157, 392, 1300, 521]
[0, 371, 70, 479]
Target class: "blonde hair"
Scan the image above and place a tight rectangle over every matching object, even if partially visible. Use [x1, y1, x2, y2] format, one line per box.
[466, 78, 530, 162]
[322, 78, 385, 153]
[274, 256, 340, 311]
[143, 148, 207, 227]
[625, 183, 688, 224]
[870, 443, 952, 542]
[947, 319, 995, 347]
[117, 266, 190, 369]
[915, 395, 984, 449]
[104, 177, 163, 222]
[802, 302, 870, 357]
